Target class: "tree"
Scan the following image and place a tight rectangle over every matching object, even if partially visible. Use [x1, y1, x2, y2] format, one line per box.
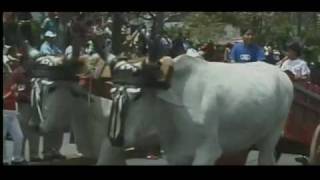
[183, 12, 320, 67]
[111, 12, 124, 55]
[183, 12, 226, 44]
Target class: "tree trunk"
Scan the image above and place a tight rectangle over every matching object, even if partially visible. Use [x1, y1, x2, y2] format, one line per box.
[317, 13, 320, 32]
[112, 13, 123, 56]
[297, 13, 302, 37]
[148, 12, 165, 63]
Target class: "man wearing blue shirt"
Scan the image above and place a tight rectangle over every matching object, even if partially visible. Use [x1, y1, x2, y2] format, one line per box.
[39, 30, 66, 161]
[41, 12, 59, 36]
[230, 29, 265, 63]
[40, 31, 63, 56]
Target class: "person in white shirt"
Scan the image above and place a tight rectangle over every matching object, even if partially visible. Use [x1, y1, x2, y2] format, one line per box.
[280, 42, 310, 80]
[186, 48, 202, 58]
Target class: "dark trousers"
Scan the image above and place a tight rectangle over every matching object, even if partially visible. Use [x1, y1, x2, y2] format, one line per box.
[17, 103, 40, 159]
[19, 22, 34, 46]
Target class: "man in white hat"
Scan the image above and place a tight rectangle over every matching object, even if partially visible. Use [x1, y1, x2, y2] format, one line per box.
[40, 30, 63, 56]
[3, 45, 23, 69]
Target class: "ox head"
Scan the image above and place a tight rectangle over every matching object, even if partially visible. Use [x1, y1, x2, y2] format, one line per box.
[29, 55, 86, 134]
[106, 55, 173, 147]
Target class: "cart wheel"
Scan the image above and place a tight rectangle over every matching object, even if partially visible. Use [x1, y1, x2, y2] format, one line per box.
[309, 124, 320, 165]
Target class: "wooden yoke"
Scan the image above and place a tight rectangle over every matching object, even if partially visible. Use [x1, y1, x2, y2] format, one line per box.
[141, 56, 174, 89]
[77, 54, 112, 99]
[159, 56, 174, 83]
[77, 54, 111, 79]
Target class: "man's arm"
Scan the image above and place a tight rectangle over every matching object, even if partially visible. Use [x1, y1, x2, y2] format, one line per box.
[41, 18, 49, 30]
[298, 62, 311, 80]
[3, 91, 12, 99]
[256, 46, 265, 61]
[3, 79, 17, 99]
[40, 44, 51, 56]
[229, 45, 237, 63]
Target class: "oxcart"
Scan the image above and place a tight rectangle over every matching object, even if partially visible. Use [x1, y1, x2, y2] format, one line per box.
[214, 80, 320, 165]
[78, 60, 320, 165]
[276, 81, 320, 165]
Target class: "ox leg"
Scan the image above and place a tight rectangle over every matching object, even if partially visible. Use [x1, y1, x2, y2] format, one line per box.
[258, 149, 275, 165]
[97, 138, 126, 165]
[192, 139, 222, 165]
[256, 130, 282, 165]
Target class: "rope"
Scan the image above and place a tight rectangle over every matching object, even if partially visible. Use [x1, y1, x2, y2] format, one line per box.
[30, 56, 56, 123]
[88, 77, 92, 106]
[31, 78, 54, 123]
[108, 85, 141, 147]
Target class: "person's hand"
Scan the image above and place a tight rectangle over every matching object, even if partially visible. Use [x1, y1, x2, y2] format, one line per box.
[295, 75, 309, 81]
[3, 91, 12, 99]
[280, 56, 289, 62]
[10, 84, 17, 91]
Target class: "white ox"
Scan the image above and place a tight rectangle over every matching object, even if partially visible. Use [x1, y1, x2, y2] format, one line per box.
[97, 55, 294, 165]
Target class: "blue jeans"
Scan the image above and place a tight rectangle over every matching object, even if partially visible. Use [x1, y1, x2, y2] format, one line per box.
[3, 110, 24, 163]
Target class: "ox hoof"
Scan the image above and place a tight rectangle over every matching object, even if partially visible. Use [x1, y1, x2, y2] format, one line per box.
[295, 156, 309, 165]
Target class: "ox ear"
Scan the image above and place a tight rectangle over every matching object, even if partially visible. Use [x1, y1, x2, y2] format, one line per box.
[157, 55, 208, 124]
[159, 56, 174, 83]
[156, 55, 193, 107]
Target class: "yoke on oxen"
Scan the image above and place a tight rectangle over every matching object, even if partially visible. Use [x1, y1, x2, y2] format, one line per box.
[111, 57, 173, 88]
[28, 55, 86, 131]
[77, 53, 174, 98]
[75, 53, 174, 147]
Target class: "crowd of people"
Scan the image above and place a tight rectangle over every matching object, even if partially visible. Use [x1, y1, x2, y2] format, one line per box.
[3, 12, 90, 165]
[186, 28, 312, 81]
[3, 12, 315, 165]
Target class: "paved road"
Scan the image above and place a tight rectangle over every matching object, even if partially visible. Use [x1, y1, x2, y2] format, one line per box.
[4, 133, 302, 165]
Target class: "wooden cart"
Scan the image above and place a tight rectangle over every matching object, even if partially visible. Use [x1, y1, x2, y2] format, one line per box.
[276, 82, 320, 165]
[216, 81, 320, 165]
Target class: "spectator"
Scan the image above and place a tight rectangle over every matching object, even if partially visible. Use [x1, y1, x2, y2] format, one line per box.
[230, 29, 265, 63]
[41, 12, 59, 38]
[39, 31, 66, 161]
[40, 31, 63, 56]
[41, 12, 65, 49]
[16, 12, 34, 46]
[170, 32, 187, 58]
[265, 46, 276, 65]
[4, 45, 22, 70]
[160, 33, 173, 57]
[92, 17, 105, 35]
[280, 42, 311, 80]
[186, 48, 202, 58]
[11, 52, 42, 162]
[201, 41, 215, 62]
[224, 43, 233, 62]
[104, 19, 113, 37]
[3, 12, 19, 47]
[3, 46, 27, 165]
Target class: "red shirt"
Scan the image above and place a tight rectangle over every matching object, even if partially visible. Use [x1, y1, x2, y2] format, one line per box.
[3, 91, 16, 110]
[11, 66, 31, 103]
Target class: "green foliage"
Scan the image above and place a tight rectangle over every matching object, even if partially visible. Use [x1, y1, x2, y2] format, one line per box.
[183, 13, 225, 44]
[30, 20, 42, 48]
[183, 12, 320, 67]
